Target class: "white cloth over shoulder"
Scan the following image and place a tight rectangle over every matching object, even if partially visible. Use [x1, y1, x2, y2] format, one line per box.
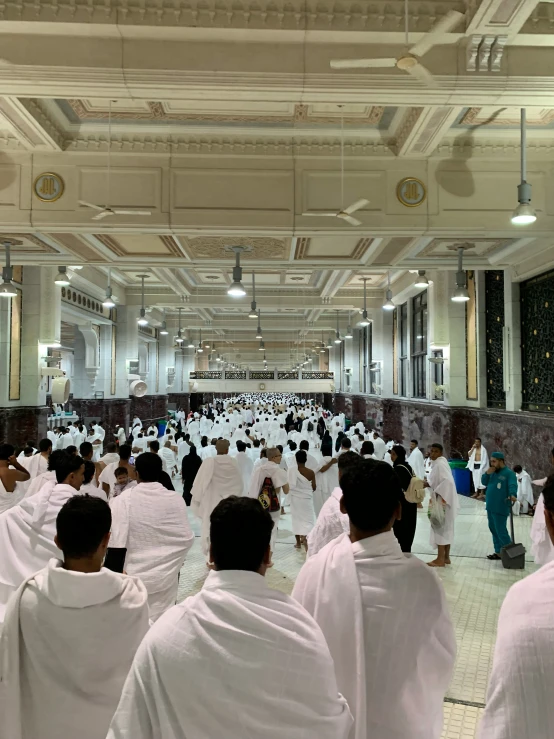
[0, 477, 24, 515]
[234, 451, 254, 496]
[107, 569, 353, 739]
[429, 456, 459, 547]
[288, 466, 316, 536]
[307, 486, 349, 557]
[293, 531, 456, 739]
[407, 447, 425, 480]
[530, 492, 554, 565]
[478, 559, 554, 739]
[110, 481, 194, 621]
[0, 559, 149, 739]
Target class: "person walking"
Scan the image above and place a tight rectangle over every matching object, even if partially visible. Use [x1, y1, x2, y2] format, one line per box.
[481, 452, 518, 561]
[390, 445, 418, 553]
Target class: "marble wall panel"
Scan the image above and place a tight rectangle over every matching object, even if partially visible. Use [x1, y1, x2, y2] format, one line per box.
[0, 406, 48, 448]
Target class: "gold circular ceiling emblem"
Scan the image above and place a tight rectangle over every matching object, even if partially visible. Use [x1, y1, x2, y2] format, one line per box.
[396, 177, 426, 207]
[33, 172, 64, 202]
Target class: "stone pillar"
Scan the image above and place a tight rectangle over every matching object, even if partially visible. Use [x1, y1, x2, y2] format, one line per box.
[504, 268, 522, 412]
[115, 305, 139, 397]
[445, 272, 467, 407]
[377, 309, 394, 398]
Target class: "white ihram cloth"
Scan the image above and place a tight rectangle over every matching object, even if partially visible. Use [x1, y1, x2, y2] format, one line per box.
[466, 446, 489, 491]
[198, 444, 216, 461]
[234, 451, 254, 496]
[307, 486, 349, 557]
[177, 439, 190, 464]
[0, 484, 92, 624]
[372, 436, 386, 460]
[23, 469, 56, 500]
[190, 455, 243, 556]
[110, 481, 194, 622]
[0, 559, 149, 739]
[160, 446, 177, 474]
[106, 570, 353, 739]
[407, 447, 425, 480]
[477, 559, 554, 739]
[80, 482, 108, 501]
[530, 491, 554, 565]
[24, 453, 49, 480]
[288, 467, 316, 536]
[293, 531, 456, 739]
[248, 460, 288, 552]
[314, 456, 337, 514]
[429, 456, 459, 547]
[516, 469, 534, 514]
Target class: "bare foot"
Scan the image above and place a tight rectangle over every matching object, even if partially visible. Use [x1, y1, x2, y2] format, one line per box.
[428, 560, 446, 568]
[417, 503, 423, 509]
[445, 558, 452, 565]
[294, 544, 302, 550]
[281, 507, 285, 514]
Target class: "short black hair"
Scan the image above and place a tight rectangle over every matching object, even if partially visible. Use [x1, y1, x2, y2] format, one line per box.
[288, 441, 297, 451]
[80, 441, 93, 458]
[210, 496, 273, 571]
[253, 439, 260, 448]
[360, 440, 374, 456]
[340, 459, 402, 532]
[431, 443, 444, 452]
[0, 444, 14, 460]
[411, 439, 418, 445]
[338, 450, 363, 472]
[149, 440, 160, 453]
[22, 446, 33, 456]
[119, 444, 132, 461]
[476, 437, 482, 442]
[299, 440, 309, 451]
[48, 449, 69, 472]
[513, 465, 523, 473]
[543, 473, 554, 513]
[114, 466, 129, 477]
[105, 442, 117, 453]
[392, 445, 407, 461]
[66, 445, 77, 456]
[135, 452, 163, 482]
[56, 455, 85, 484]
[341, 437, 352, 449]
[236, 440, 246, 452]
[83, 460, 96, 485]
[201, 436, 208, 447]
[39, 438, 52, 453]
[296, 450, 307, 465]
[56, 495, 111, 559]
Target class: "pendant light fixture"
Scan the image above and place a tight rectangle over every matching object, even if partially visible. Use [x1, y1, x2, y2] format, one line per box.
[451, 245, 470, 302]
[197, 329, 204, 353]
[414, 270, 429, 288]
[512, 108, 537, 225]
[255, 309, 263, 339]
[345, 311, 353, 339]
[216, 353, 221, 362]
[248, 272, 258, 317]
[159, 308, 169, 336]
[54, 266, 71, 286]
[137, 274, 149, 325]
[175, 307, 184, 343]
[227, 246, 247, 296]
[326, 336, 333, 349]
[382, 272, 395, 311]
[334, 311, 342, 343]
[359, 278, 370, 326]
[0, 240, 18, 298]
[102, 268, 116, 309]
[259, 339, 265, 351]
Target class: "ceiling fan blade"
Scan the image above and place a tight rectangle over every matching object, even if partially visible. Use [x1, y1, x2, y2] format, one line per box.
[339, 214, 363, 227]
[331, 58, 397, 69]
[78, 200, 104, 212]
[406, 62, 436, 87]
[302, 212, 339, 217]
[409, 10, 464, 58]
[91, 210, 112, 221]
[343, 198, 370, 215]
[113, 210, 153, 216]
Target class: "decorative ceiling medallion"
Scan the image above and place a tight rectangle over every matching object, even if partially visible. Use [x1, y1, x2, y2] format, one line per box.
[396, 177, 426, 208]
[33, 172, 64, 203]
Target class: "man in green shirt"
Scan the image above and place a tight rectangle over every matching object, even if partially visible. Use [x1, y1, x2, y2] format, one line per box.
[481, 451, 518, 560]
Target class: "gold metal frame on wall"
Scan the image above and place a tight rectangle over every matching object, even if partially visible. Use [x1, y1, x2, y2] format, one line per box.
[396, 177, 427, 208]
[33, 172, 65, 203]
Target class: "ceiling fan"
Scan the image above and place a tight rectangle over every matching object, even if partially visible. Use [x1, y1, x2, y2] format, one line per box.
[79, 100, 152, 221]
[302, 106, 369, 226]
[330, 1, 464, 87]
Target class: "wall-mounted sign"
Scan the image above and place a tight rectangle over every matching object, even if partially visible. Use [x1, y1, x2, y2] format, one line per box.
[396, 177, 426, 208]
[33, 172, 65, 202]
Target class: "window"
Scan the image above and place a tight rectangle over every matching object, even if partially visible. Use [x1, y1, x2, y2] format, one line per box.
[412, 291, 428, 398]
[432, 350, 444, 399]
[399, 302, 408, 396]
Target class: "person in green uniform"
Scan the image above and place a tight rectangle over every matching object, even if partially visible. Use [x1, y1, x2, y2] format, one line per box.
[482, 451, 518, 560]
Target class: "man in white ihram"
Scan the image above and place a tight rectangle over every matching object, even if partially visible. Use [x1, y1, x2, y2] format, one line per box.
[107, 496, 353, 739]
[477, 472, 554, 739]
[425, 442, 459, 568]
[407, 439, 426, 479]
[0, 495, 149, 739]
[190, 439, 243, 558]
[467, 437, 489, 499]
[108, 452, 194, 622]
[293, 458, 456, 739]
[248, 446, 289, 557]
[372, 431, 386, 460]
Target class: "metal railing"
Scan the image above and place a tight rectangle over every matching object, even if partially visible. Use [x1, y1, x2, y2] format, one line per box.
[190, 370, 333, 381]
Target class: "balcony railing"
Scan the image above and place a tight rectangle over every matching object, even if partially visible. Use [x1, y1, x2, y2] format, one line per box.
[189, 370, 333, 381]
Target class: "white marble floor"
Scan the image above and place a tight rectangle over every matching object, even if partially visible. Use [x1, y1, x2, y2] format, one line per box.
[177, 492, 538, 739]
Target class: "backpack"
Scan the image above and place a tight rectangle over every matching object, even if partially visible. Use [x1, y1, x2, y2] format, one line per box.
[258, 476, 281, 513]
[307, 421, 314, 432]
[398, 465, 426, 504]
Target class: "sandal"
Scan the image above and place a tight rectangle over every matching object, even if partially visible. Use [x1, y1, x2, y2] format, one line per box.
[486, 553, 501, 560]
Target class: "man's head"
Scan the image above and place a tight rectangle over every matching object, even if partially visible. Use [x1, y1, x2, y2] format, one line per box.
[149, 439, 160, 454]
[79, 441, 93, 461]
[429, 443, 443, 461]
[340, 459, 402, 538]
[341, 437, 352, 450]
[201, 436, 208, 448]
[0, 444, 14, 461]
[164, 440, 173, 449]
[105, 442, 117, 454]
[490, 451, 506, 470]
[119, 444, 132, 461]
[373, 431, 379, 439]
[474, 437, 482, 448]
[295, 450, 307, 466]
[299, 440, 309, 452]
[266, 447, 281, 464]
[216, 439, 230, 455]
[115, 466, 130, 486]
[513, 465, 523, 474]
[39, 438, 53, 455]
[82, 460, 96, 486]
[47, 449, 69, 472]
[55, 494, 111, 568]
[236, 440, 246, 453]
[338, 450, 364, 481]
[288, 440, 297, 452]
[410, 439, 418, 452]
[135, 452, 163, 483]
[209, 496, 273, 574]
[360, 440, 374, 457]
[56, 455, 85, 490]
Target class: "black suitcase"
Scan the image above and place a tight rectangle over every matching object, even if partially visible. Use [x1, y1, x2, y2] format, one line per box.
[501, 501, 526, 570]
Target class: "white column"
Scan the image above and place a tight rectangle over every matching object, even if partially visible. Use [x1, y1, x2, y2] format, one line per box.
[22, 267, 48, 407]
[504, 268, 522, 412]
[445, 271, 467, 407]
[378, 309, 394, 398]
[115, 305, 139, 397]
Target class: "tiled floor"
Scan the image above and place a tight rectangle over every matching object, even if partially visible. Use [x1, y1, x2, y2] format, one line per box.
[177, 491, 537, 739]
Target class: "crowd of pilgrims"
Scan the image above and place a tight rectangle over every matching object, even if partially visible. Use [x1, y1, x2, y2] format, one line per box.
[0, 392, 553, 738]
